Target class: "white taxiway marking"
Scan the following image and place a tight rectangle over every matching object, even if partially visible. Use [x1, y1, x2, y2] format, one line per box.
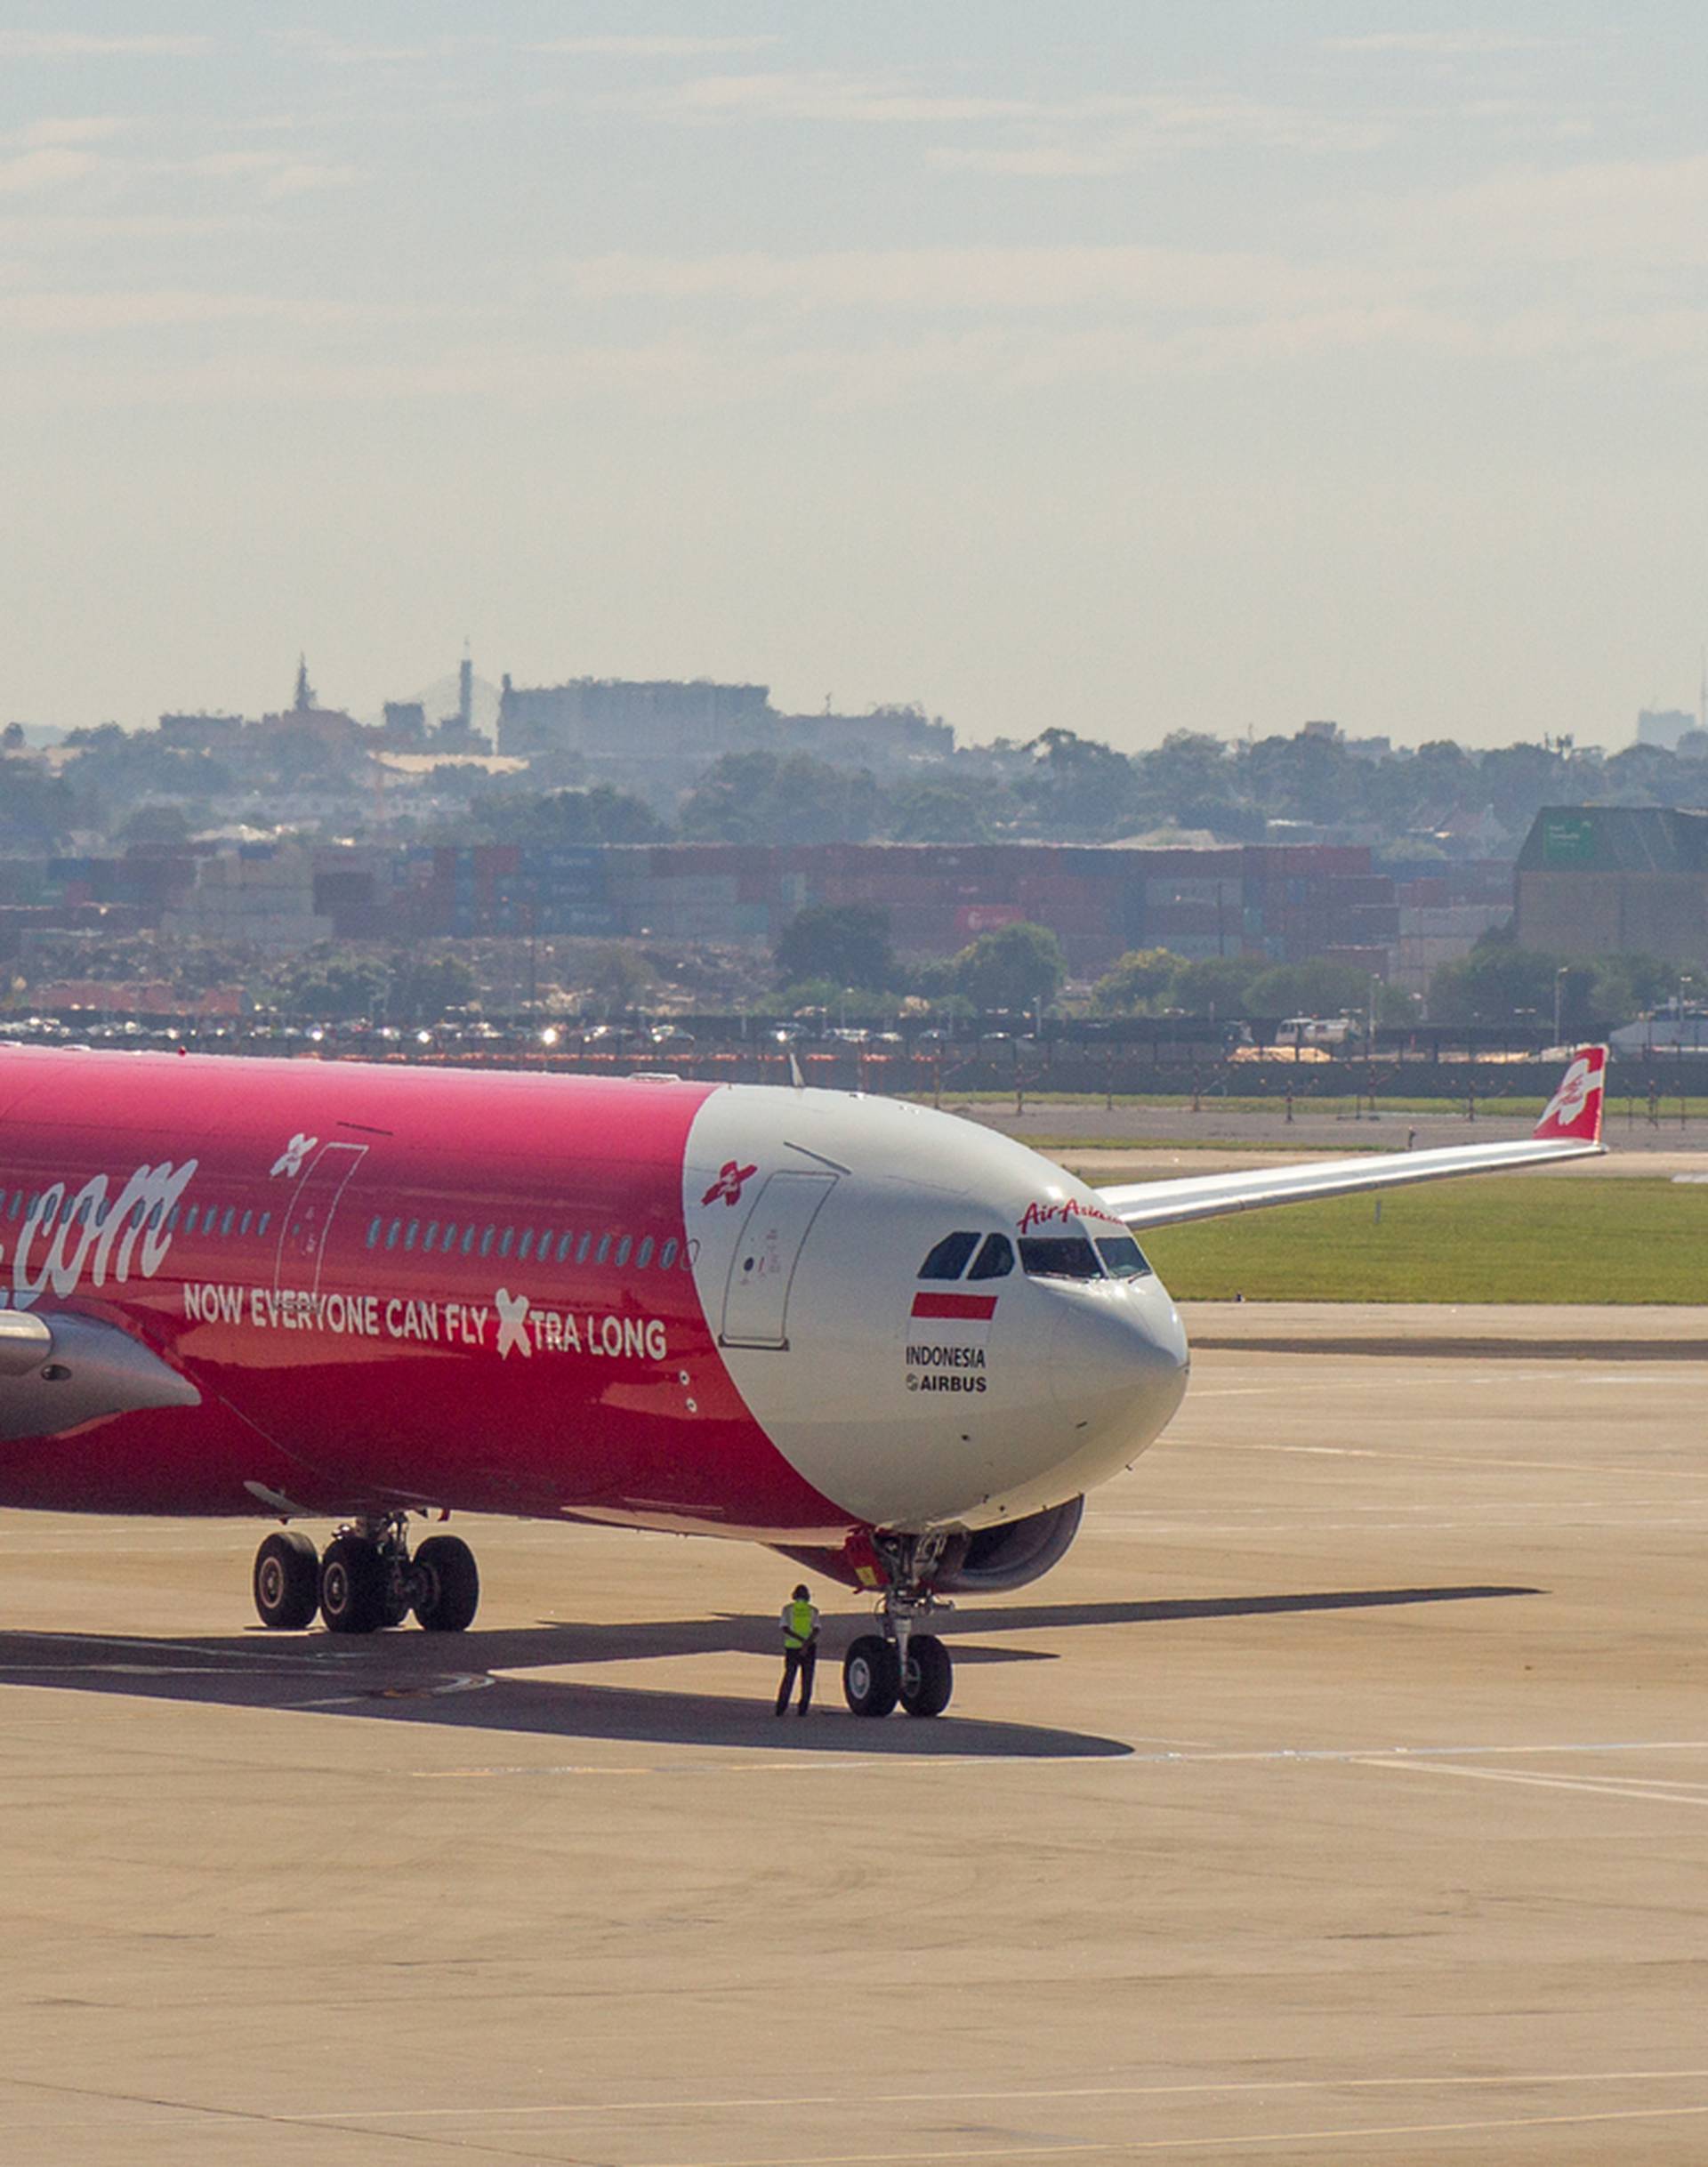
[416, 1737, 1708, 1780]
[285, 2064, 1708, 2124]
[605, 2106, 1708, 2163]
[1364, 1757, 1708, 1807]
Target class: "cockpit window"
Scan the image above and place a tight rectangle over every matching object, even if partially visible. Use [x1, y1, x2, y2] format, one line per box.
[1096, 1235, 1154, 1280]
[1019, 1235, 1104, 1282]
[919, 1230, 980, 1280]
[967, 1233, 1015, 1280]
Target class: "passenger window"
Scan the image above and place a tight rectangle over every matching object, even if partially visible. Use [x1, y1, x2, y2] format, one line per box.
[404, 1220, 418, 1251]
[538, 1227, 552, 1256]
[459, 1225, 474, 1256]
[257, 1213, 270, 1237]
[386, 1219, 401, 1251]
[637, 1237, 654, 1269]
[518, 1230, 536, 1261]
[5, 1192, 17, 1220]
[498, 1228, 514, 1258]
[367, 1217, 381, 1249]
[576, 1231, 592, 1263]
[441, 1224, 458, 1253]
[479, 1226, 495, 1257]
[919, 1230, 979, 1280]
[185, 1206, 200, 1234]
[239, 1210, 253, 1236]
[595, 1233, 612, 1265]
[1096, 1235, 1154, 1280]
[219, 1206, 235, 1237]
[1019, 1236, 1104, 1282]
[968, 1235, 1014, 1281]
[615, 1235, 632, 1268]
[660, 1238, 679, 1270]
[555, 1231, 573, 1263]
[423, 1220, 439, 1249]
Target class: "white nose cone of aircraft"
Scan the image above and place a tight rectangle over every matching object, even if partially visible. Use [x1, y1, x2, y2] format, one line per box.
[684, 1087, 1190, 1532]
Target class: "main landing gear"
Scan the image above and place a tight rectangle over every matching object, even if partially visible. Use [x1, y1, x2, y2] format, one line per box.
[842, 1533, 955, 1720]
[252, 1515, 479, 1636]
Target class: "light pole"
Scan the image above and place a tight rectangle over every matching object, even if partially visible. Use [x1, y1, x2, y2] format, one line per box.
[1553, 965, 1567, 1049]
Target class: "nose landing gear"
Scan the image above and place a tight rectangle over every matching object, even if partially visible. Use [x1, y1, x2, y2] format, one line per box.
[842, 1532, 955, 1719]
[250, 1515, 479, 1635]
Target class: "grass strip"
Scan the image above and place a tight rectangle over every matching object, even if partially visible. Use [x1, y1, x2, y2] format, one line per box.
[1140, 1177, 1704, 1304]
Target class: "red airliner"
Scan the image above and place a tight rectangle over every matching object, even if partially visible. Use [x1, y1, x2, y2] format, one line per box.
[0, 1041, 1606, 1717]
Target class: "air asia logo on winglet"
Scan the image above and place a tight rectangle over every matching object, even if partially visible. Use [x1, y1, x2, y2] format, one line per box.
[702, 1160, 757, 1207]
[1538, 1050, 1602, 1136]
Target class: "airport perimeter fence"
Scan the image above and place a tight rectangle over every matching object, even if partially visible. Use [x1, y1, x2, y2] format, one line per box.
[327, 1042, 1708, 1116]
[11, 1011, 1708, 1116]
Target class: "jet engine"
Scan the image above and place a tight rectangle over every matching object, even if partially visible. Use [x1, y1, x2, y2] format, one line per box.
[931, 1495, 1084, 1594]
[771, 1495, 1084, 1595]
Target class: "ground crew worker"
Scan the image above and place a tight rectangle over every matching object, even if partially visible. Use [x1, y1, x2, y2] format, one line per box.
[776, 1583, 820, 1716]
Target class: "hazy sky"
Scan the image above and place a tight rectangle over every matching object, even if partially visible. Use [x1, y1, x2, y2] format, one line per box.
[2, 3, 1705, 752]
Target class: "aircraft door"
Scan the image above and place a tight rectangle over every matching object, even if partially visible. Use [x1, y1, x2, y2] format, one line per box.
[719, 1170, 836, 1350]
[272, 1142, 367, 1297]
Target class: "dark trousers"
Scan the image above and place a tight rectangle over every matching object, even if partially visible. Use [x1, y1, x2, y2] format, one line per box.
[776, 1641, 817, 1714]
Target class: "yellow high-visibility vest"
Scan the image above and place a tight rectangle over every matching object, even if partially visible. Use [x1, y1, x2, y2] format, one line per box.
[785, 1600, 817, 1649]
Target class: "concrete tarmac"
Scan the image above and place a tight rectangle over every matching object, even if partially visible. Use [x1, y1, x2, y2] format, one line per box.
[4, 1311, 1708, 2164]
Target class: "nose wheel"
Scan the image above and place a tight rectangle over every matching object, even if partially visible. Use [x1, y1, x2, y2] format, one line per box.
[842, 1535, 955, 1717]
[250, 1517, 479, 1635]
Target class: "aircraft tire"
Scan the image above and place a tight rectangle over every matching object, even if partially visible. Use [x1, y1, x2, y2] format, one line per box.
[842, 1634, 901, 1718]
[319, 1535, 387, 1635]
[899, 1633, 953, 1718]
[413, 1535, 479, 1632]
[253, 1530, 320, 1630]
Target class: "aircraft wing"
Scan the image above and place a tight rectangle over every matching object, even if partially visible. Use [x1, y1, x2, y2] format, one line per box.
[1097, 1044, 1607, 1234]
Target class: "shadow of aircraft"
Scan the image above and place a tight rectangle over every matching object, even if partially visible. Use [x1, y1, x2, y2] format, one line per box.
[0, 1585, 1536, 1760]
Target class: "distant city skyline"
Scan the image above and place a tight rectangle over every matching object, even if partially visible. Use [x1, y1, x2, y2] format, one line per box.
[3, 3, 1706, 750]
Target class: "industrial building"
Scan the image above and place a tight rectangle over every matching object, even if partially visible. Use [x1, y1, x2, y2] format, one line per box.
[0, 834, 1515, 988]
[495, 675, 953, 780]
[1515, 805, 1708, 962]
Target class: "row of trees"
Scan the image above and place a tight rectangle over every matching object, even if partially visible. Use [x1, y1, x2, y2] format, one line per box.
[12, 714, 1708, 856]
[773, 904, 1696, 1032]
[774, 905, 1068, 1013]
[465, 727, 1708, 854]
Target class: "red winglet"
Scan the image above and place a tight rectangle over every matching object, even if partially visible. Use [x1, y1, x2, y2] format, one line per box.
[1533, 1043, 1606, 1145]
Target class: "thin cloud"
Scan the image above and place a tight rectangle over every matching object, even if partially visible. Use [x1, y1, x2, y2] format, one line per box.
[928, 98, 1390, 173]
[0, 213, 264, 243]
[262, 163, 365, 198]
[1399, 153, 1708, 270]
[268, 32, 481, 65]
[0, 32, 210, 60]
[608, 69, 1041, 125]
[0, 148, 99, 196]
[533, 36, 780, 58]
[556, 245, 1372, 316]
[1323, 32, 1556, 56]
[18, 117, 130, 148]
[0, 289, 348, 334]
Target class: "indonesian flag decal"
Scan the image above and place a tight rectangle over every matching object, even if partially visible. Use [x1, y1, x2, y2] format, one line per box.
[1533, 1043, 1607, 1145]
[911, 1289, 998, 1321]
